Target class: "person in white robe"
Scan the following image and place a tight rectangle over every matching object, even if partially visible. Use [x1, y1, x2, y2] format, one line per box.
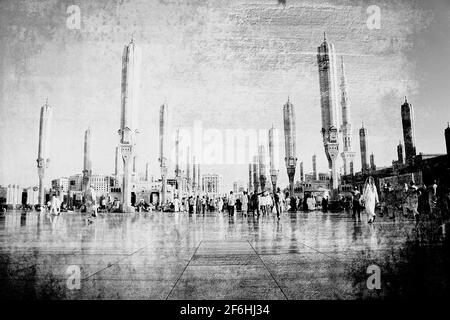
[362, 176, 379, 223]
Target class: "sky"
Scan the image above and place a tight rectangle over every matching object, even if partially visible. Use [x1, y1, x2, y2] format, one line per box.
[1, 0, 449, 191]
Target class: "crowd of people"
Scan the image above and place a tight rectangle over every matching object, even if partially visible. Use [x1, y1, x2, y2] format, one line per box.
[7, 177, 449, 227]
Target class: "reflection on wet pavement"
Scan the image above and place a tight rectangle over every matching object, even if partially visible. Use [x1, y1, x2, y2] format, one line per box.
[0, 210, 448, 299]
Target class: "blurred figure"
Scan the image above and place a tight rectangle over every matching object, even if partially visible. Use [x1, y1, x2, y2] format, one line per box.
[403, 181, 420, 223]
[274, 188, 282, 220]
[251, 192, 259, 216]
[321, 195, 328, 212]
[307, 195, 316, 211]
[228, 191, 235, 216]
[201, 196, 207, 214]
[242, 191, 249, 216]
[49, 194, 60, 216]
[362, 176, 379, 223]
[384, 183, 396, 219]
[351, 187, 362, 221]
[173, 197, 180, 212]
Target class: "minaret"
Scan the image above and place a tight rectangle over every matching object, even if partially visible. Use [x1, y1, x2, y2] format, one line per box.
[401, 97, 417, 164]
[192, 156, 197, 192]
[268, 126, 279, 192]
[118, 37, 140, 212]
[445, 123, 450, 155]
[36, 99, 52, 206]
[186, 146, 191, 193]
[299, 161, 304, 182]
[339, 57, 355, 176]
[359, 124, 369, 174]
[252, 155, 260, 193]
[175, 128, 182, 194]
[258, 144, 267, 192]
[159, 103, 168, 206]
[312, 154, 318, 180]
[370, 153, 376, 171]
[248, 163, 253, 193]
[283, 97, 297, 195]
[197, 163, 201, 192]
[317, 34, 340, 197]
[82, 127, 92, 192]
[397, 141, 404, 164]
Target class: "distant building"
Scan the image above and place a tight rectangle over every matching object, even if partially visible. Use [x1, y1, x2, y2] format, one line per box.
[68, 174, 83, 191]
[51, 177, 69, 193]
[203, 174, 219, 195]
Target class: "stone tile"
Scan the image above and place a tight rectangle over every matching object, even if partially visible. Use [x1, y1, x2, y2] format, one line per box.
[168, 278, 286, 300]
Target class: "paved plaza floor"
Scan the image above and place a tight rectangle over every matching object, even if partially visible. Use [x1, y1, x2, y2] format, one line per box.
[0, 209, 449, 300]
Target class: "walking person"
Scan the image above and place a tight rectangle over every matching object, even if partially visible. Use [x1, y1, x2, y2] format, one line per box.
[321, 195, 328, 212]
[251, 192, 260, 216]
[265, 191, 273, 215]
[49, 194, 60, 216]
[84, 185, 98, 217]
[362, 176, 379, 223]
[403, 181, 420, 223]
[188, 196, 195, 214]
[242, 191, 249, 216]
[201, 196, 207, 215]
[351, 187, 362, 221]
[274, 188, 282, 220]
[228, 191, 235, 216]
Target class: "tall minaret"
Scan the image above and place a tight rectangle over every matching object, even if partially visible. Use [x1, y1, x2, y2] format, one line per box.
[401, 97, 417, 164]
[317, 33, 340, 197]
[175, 128, 181, 194]
[82, 127, 92, 192]
[118, 37, 140, 212]
[359, 124, 369, 174]
[36, 99, 52, 206]
[312, 154, 318, 181]
[445, 123, 450, 155]
[252, 155, 260, 193]
[339, 57, 355, 176]
[192, 156, 197, 192]
[268, 126, 279, 192]
[186, 146, 191, 192]
[197, 163, 202, 192]
[370, 153, 376, 171]
[397, 141, 404, 164]
[159, 103, 168, 206]
[258, 145, 267, 192]
[283, 97, 297, 195]
[248, 163, 253, 193]
[299, 161, 304, 182]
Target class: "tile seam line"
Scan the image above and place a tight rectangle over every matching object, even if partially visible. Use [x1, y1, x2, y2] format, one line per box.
[247, 240, 289, 301]
[165, 240, 203, 300]
[83, 243, 155, 280]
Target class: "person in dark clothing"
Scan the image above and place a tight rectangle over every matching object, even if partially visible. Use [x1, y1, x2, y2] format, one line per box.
[251, 192, 260, 216]
[290, 195, 297, 212]
[352, 187, 362, 221]
[188, 196, 194, 214]
[274, 187, 282, 220]
[322, 196, 328, 213]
